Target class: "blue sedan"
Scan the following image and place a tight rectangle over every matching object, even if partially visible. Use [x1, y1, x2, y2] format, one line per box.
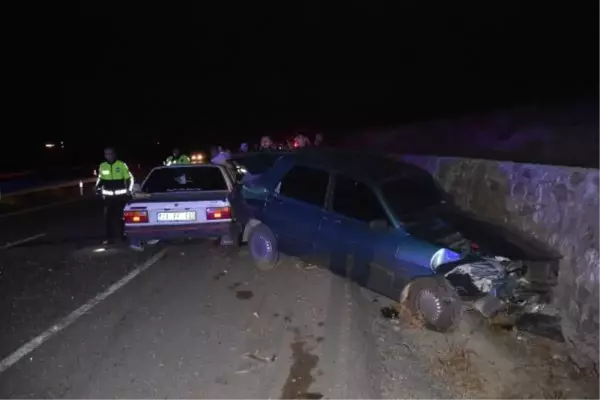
[228, 149, 560, 332]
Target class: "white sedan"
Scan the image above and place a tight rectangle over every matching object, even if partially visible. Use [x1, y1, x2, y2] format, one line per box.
[124, 164, 238, 249]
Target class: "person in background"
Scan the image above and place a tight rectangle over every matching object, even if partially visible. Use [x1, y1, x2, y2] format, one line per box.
[293, 133, 311, 148]
[211, 147, 231, 165]
[260, 136, 274, 151]
[164, 147, 191, 165]
[314, 133, 325, 147]
[95, 147, 134, 245]
[240, 143, 249, 153]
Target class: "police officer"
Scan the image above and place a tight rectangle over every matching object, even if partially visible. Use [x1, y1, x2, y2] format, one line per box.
[95, 147, 135, 245]
[165, 147, 191, 165]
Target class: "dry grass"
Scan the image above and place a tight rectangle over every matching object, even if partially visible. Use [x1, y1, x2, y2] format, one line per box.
[427, 340, 486, 398]
[394, 302, 426, 330]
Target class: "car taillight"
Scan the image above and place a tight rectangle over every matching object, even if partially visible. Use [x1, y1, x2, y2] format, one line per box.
[206, 207, 231, 220]
[124, 210, 149, 223]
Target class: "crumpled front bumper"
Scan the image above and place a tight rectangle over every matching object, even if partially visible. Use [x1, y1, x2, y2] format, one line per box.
[442, 256, 555, 318]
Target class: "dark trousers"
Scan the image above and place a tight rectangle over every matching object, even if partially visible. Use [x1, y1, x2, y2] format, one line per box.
[103, 196, 127, 241]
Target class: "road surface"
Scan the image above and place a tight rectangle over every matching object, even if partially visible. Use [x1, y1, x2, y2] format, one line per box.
[0, 196, 452, 398]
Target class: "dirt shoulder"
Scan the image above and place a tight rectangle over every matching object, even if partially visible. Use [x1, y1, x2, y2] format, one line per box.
[373, 297, 599, 399]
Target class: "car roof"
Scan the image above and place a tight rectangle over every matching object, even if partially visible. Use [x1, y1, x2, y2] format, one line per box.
[154, 163, 222, 169]
[283, 148, 430, 184]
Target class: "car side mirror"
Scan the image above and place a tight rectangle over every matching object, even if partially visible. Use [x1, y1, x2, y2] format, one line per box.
[132, 183, 141, 193]
[369, 219, 389, 231]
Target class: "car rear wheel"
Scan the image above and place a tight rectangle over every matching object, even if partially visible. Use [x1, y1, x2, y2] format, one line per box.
[248, 223, 280, 271]
[400, 276, 462, 332]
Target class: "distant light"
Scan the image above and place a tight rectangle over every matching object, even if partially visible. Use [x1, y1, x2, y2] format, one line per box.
[45, 143, 55, 148]
[156, 142, 160, 145]
[93, 247, 106, 253]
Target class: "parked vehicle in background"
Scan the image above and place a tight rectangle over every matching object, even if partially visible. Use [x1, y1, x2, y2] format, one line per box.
[228, 148, 561, 332]
[190, 152, 207, 164]
[124, 164, 239, 249]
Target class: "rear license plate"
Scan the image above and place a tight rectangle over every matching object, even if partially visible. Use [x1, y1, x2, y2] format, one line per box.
[157, 211, 196, 222]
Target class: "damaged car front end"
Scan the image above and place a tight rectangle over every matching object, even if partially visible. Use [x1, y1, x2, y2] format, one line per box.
[380, 175, 561, 330]
[404, 216, 560, 332]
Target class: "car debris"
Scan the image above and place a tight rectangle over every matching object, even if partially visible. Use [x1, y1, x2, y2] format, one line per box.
[244, 350, 277, 363]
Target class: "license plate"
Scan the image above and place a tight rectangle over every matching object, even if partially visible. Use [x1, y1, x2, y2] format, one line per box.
[157, 211, 196, 222]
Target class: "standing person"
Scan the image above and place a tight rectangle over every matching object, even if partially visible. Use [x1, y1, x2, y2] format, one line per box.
[164, 147, 191, 165]
[259, 136, 274, 151]
[293, 133, 311, 148]
[95, 147, 135, 245]
[211, 147, 231, 165]
[314, 133, 325, 147]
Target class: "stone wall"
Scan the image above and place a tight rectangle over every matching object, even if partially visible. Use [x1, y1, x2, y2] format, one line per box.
[396, 154, 599, 370]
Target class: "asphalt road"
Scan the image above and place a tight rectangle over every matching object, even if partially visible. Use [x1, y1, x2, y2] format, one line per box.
[0, 196, 451, 398]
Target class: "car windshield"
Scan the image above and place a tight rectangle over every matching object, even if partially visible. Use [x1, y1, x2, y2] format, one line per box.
[142, 166, 227, 193]
[380, 176, 444, 218]
[229, 154, 281, 175]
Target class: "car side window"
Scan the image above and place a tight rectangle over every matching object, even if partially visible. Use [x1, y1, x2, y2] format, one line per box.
[332, 175, 387, 222]
[278, 165, 329, 207]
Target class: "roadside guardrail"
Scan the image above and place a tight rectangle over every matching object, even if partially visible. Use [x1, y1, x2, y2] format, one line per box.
[0, 178, 96, 199]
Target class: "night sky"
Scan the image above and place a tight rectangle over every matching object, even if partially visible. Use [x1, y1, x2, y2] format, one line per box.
[4, 2, 598, 169]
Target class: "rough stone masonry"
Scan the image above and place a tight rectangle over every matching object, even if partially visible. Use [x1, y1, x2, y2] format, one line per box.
[398, 154, 599, 371]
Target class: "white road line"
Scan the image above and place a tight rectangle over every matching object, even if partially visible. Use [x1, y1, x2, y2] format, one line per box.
[0, 248, 168, 374]
[2, 233, 47, 249]
[0, 198, 85, 219]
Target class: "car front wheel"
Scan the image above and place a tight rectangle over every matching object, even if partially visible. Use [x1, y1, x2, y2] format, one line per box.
[400, 276, 462, 332]
[248, 223, 280, 271]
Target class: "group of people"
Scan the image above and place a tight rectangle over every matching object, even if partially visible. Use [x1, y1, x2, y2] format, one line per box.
[256, 132, 325, 151]
[94, 132, 327, 245]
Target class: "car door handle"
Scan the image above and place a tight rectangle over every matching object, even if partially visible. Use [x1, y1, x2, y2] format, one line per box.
[323, 217, 341, 224]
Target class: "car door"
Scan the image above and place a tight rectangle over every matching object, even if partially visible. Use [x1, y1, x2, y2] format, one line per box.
[262, 164, 330, 259]
[318, 174, 399, 298]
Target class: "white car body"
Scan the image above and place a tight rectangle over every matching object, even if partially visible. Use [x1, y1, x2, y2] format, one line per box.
[124, 164, 237, 242]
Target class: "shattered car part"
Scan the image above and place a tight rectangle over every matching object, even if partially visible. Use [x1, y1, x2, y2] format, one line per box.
[439, 256, 554, 319]
[443, 257, 508, 294]
[473, 293, 507, 318]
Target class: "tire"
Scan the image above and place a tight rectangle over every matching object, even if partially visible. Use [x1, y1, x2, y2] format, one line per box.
[248, 223, 280, 271]
[400, 276, 463, 332]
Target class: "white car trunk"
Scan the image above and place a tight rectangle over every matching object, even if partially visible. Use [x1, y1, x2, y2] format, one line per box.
[125, 191, 231, 227]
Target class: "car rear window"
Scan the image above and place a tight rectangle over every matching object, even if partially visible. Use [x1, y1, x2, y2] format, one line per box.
[142, 166, 227, 193]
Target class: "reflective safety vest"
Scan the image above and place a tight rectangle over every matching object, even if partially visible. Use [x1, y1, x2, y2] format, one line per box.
[96, 160, 134, 196]
[165, 155, 191, 165]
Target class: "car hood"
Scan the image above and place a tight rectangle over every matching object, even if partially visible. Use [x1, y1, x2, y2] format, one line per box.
[402, 205, 561, 261]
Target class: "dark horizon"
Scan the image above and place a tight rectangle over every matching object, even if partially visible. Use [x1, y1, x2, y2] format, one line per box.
[3, 2, 598, 170]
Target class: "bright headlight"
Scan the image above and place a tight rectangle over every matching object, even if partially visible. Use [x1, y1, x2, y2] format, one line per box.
[430, 248, 461, 270]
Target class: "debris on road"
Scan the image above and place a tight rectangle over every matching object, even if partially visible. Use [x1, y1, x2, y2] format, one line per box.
[380, 306, 400, 320]
[235, 290, 254, 300]
[244, 350, 277, 363]
[213, 271, 228, 280]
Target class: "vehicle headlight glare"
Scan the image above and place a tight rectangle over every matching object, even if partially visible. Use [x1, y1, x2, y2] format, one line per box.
[430, 248, 461, 270]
